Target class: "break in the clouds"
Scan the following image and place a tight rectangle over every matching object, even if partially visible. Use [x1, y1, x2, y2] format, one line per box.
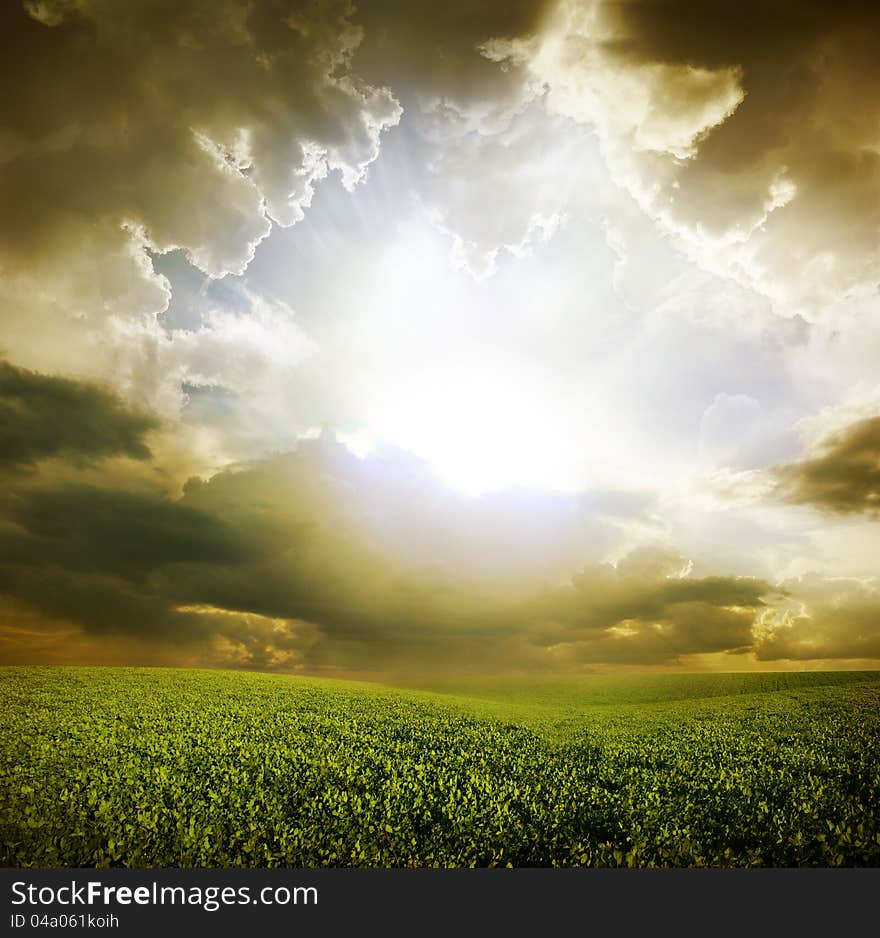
[1, 1, 879, 675]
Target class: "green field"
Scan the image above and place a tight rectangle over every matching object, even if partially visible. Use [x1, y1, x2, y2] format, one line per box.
[2, 667, 879, 867]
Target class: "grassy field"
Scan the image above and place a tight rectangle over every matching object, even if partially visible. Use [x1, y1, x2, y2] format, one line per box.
[2, 666, 879, 867]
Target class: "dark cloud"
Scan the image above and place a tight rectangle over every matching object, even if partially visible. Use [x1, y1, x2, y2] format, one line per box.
[0, 0, 399, 255]
[525, 551, 773, 664]
[605, 1, 871, 72]
[774, 416, 880, 516]
[0, 360, 159, 468]
[353, 0, 552, 113]
[0, 477, 272, 647]
[3, 485, 260, 571]
[0, 446, 518, 671]
[0, 433, 782, 674]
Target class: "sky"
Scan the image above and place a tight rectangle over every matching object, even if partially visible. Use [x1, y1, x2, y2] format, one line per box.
[1, 0, 879, 680]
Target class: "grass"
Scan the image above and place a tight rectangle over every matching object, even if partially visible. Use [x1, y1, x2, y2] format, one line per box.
[2, 666, 879, 867]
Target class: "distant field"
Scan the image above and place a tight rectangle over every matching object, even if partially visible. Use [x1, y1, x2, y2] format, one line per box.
[2, 667, 879, 867]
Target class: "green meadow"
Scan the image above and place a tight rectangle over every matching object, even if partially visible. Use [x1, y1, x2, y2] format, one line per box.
[2, 667, 879, 868]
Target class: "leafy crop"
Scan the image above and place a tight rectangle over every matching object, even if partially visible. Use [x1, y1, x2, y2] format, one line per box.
[1, 667, 879, 867]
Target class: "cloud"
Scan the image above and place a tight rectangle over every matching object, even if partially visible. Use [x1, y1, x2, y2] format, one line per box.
[533, 2, 745, 159]
[0, 359, 159, 469]
[525, 546, 774, 664]
[755, 572, 880, 661]
[1, 1, 878, 677]
[774, 416, 880, 516]
[416, 104, 576, 279]
[0, 0, 400, 384]
[506, 0, 880, 317]
[353, 0, 552, 128]
[3, 0, 400, 255]
[352, 2, 569, 278]
[697, 392, 798, 472]
[103, 285, 317, 432]
[0, 427, 783, 674]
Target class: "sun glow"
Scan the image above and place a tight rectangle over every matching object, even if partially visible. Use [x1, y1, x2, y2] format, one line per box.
[360, 366, 584, 495]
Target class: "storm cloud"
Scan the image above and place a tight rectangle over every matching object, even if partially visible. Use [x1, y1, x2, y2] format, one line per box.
[0, 360, 159, 468]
